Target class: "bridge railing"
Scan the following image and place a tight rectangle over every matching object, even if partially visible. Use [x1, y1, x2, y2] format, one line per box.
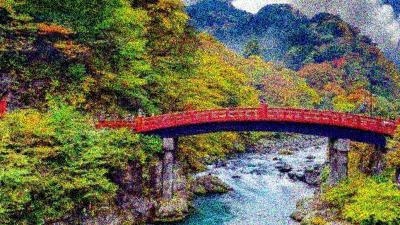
[96, 106, 398, 136]
[137, 107, 263, 132]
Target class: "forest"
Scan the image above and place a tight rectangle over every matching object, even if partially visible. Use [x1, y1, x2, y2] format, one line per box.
[0, 0, 399, 224]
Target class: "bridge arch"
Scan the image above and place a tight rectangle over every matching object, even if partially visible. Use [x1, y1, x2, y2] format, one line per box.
[97, 105, 397, 147]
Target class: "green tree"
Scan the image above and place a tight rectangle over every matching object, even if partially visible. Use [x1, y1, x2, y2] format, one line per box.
[243, 39, 261, 58]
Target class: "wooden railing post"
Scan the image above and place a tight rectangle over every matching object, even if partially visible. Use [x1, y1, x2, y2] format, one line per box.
[260, 103, 268, 119]
[135, 116, 144, 132]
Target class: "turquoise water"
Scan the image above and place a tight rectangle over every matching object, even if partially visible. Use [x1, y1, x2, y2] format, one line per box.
[176, 145, 327, 225]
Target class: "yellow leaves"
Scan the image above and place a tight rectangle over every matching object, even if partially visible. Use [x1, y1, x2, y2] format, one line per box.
[323, 82, 345, 96]
[53, 41, 90, 59]
[82, 77, 95, 94]
[154, 0, 185, 12]
[332, 95, 357, 112]
[69, 93, 87, 107]
[169, 40, 258, 111]
[0, 110, 54, 147]
[161, 11, 188, 32]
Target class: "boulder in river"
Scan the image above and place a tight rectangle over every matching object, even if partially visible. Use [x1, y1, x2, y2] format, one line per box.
[288, 170, 305, 181]
[278, 148, 294, 155]
[304, 164, 322, 185]
[306, 155, 316, 160]
[232, 175, 241, 179]
[153, 196, 190, 223]
[214, 160, 227, 168]
[191, 174, 232, 195]
[275, 162, 293, 173]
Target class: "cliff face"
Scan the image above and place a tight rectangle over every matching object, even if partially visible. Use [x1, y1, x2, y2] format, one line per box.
[55, 158, 191, 224]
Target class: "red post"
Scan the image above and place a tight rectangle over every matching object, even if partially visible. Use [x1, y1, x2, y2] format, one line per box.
[260, 103, 268, 119]
[0, 96, 7, 117]
[396, 118, 400, 132]
[135, 116, 144, 132]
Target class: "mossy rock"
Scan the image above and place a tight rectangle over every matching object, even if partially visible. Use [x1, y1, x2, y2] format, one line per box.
[191, 174, 232, 195]
[192, 184, 207, 195]
[301, 216, 327, 225]
[278, 148, 294, 155]
[153, 197, 189, 223]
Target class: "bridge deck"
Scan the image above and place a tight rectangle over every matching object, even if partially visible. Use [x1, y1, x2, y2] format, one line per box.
[96, 106, 398, 136]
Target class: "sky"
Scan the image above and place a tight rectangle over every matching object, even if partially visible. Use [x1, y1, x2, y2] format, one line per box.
[232, 0, 400, 62]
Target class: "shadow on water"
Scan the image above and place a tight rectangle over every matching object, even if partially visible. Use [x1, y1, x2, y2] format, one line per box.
[173, 195, 235, 225]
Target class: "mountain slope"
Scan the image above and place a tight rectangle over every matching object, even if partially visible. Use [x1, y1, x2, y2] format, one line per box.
[187, 1, 400, 117]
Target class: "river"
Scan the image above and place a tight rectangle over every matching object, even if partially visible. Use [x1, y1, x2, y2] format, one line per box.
[176, 138, 327, 225]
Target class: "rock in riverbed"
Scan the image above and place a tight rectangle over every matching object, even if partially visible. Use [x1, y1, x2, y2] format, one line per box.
[278, 148, 294, 155]
[275, 161, 293, 173]
[191, 174, 232, 195]
[288, 170, 305, 181]
[304, 164, 322, 185]
[153, 197, 190, 223]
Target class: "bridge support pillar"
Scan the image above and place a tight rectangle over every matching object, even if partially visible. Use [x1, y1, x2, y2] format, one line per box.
[370, 145, 387, 175]
[161, 137, 177, 200]
[328, 138, 350, 185]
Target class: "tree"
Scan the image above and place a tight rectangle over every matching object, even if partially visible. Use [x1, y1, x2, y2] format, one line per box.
[0, 103, 160, 223]
[243, 39, 261, 58]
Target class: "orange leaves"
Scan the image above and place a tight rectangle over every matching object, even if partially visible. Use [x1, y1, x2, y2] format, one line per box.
[323, 82, 345, 96]
[332, 57, 346, 68]
[37, 23, 73, 36]
[298, 62, 344, 90]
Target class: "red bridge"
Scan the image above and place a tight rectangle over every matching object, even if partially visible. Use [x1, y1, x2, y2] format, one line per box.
[0, 96, 397, 146]
[97, 105, 399, 146]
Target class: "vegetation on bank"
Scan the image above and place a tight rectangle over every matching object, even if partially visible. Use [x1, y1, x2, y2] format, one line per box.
[0, 101, 162, 223]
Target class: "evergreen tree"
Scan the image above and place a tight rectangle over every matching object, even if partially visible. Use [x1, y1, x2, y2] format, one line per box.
[243, 39, 261, 58]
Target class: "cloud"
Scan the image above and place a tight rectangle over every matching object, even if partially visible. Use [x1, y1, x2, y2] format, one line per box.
[232, 0, 400, 62]
[232, 0, 292, 13]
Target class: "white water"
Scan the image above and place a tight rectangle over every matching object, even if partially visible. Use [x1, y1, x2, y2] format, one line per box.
[177, 143, 327, 225]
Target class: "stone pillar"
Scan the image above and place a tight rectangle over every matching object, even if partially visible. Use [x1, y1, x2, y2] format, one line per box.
[370, 145, 387, 175]
[328, 138, 350, 185]
[162, 138, 177, 200]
